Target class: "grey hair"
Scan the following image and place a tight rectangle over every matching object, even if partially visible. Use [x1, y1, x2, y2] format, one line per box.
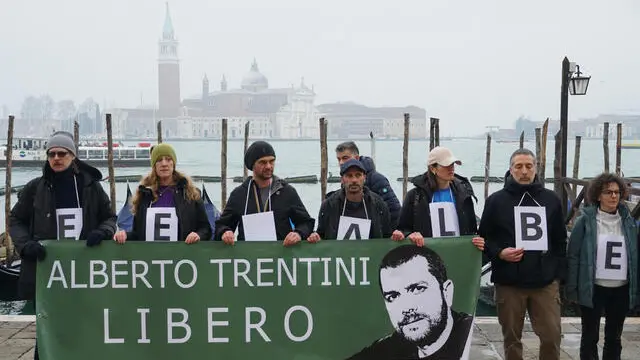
[509, 148, 537, 167]
[335, 141, 359, 155]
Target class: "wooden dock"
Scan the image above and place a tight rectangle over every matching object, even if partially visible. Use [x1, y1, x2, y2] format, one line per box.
[1, 316, 640, 359]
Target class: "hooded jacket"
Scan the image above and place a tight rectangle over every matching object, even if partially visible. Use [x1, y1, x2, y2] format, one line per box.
[214, 176, 315, 241]
[566, 204, 638, 309]
[316, 187, 392, 240]
[397, 173, 478, 237]
[479, 171, 567, 288]
[358, 156, 401, 228]
[9, 160, 116, 299]
[125, 176, 212, 242]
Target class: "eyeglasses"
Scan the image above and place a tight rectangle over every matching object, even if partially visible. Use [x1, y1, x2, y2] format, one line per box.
[602, 190, 620, 197]
[47, 151, 68, 159]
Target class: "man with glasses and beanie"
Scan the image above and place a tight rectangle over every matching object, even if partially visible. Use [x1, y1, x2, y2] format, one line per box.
[9, 131, 116, 360]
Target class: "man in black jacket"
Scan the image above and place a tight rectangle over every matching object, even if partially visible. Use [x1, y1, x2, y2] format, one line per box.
[308, 159, 393, 241]
[478, 148, 566, 360]
[335, 141, 401, 228]
[9, 131, 116, 360]
[215, 141, 315, 245]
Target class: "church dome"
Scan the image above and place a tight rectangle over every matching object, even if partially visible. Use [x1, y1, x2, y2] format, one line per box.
[241, 59, 268, 92]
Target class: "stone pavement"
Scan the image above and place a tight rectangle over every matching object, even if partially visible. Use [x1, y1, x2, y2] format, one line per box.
[0, 316, 639, 359]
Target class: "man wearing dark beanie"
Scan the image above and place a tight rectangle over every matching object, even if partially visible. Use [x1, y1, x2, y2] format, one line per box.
[215, 140, 315, 245]
[9, 131, 116, 360]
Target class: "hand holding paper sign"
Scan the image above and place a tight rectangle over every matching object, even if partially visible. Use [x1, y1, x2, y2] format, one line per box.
[221, 231, 235, 245]
[499, 247, 524, 262]
[283, 231, 301, 246]
[185, 232, 200, 244]
[86, 229, 107, 247]
[22, 242, 46, 261]
[391, 230, 404, 241]
[408, 232, 425, 247]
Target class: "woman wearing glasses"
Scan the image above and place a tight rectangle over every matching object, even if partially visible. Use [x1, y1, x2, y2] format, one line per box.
[566, 172, 639, 360]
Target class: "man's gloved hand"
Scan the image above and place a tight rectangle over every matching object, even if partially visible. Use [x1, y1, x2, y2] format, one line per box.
[86, 229, 107, 247]
[21, 242, 46, 261]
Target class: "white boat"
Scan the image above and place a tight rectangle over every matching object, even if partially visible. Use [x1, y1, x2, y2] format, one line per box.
[0, 137, 152, 168]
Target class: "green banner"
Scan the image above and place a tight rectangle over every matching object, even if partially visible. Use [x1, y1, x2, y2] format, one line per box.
[36, 237, 481, 359]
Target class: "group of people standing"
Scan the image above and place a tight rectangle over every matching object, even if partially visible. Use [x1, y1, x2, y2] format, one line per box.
[8, 130, 640, 360]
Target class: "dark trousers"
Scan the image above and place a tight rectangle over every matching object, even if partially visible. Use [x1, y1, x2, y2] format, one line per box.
[579, 284, 629, 360]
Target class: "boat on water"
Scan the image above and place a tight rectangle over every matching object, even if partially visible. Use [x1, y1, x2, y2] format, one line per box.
[621, 142, 640, 149]
[0, 137, 153, 168]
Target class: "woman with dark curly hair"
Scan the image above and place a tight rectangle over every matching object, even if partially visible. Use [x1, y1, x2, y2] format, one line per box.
[112, 143, 211, 243]
[566, 172, 639, 359]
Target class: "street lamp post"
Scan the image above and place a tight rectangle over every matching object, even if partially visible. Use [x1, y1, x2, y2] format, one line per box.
[559, 56, 591, 218]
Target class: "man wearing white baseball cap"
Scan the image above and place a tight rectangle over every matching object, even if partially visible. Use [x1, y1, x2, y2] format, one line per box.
[394, 146, 484, 252]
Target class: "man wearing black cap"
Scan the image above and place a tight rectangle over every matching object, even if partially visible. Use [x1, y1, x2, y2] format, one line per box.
[215, 141, 315, 245]
[307, 158, 393, 241]
[9, 131, 116, 359]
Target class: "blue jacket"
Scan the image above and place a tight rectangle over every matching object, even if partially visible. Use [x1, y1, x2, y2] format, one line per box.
[566, 205, 639, 309]
[358, 156, 401, 228]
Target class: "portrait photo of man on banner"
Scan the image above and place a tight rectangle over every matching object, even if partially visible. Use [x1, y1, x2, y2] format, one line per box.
[347, 244, 474, 360]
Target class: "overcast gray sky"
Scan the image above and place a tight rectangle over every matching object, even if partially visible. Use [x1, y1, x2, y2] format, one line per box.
[1, 0, 638, 136]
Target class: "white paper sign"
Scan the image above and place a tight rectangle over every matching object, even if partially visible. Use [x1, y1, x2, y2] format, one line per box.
[429, 202, 460, 238]
[145, 207, 178, 241]
[242, 211, 278, 241]
[596, 234, 627, 281]
[56, 208, 83, 240]
[514, 206, 548, 251]
[336, 216, 371, 240]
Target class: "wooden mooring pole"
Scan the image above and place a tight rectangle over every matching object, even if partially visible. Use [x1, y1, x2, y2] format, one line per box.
[429, 117, 436, 151]
[221, 119, 228, 209]
[369, 131, 376, 163]
[4, 115, 15, 261]
[243, 121, 250, 180]
[402, 113, 410, 199]
[319, 118, 328, 201]
[105, 114, 116, 214]
[572, 135, 582, 204]
[73, 120, 79, 148]
[157, 121, 163, 144]
[540, 118, 549, 182]
[615, 123, 622, 176]
[519, 131, 524, 149]
[553, 130, 563, 201]
[434, 118, 440, 147]
[484, 133, 491, 200]
[603, 122, 609, 172]
[535, 128, 542, 176]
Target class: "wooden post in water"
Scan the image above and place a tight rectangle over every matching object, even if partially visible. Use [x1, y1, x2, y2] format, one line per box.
[519, 131, 525, 149]
[369, 131, 376, 163]
[221, 119, 228, 209]
[484, 133, 491, 200]
[4, 116, 15, 261]
[157, 121, 163, 144]
[572, 136, 582, 203]
[603, 122, 609, 172]
[540, 118, 549, 182]
[243, 121, 250, 180]
[434, 118, 440, 147]
[429, 117, 436, 151]
[319, 118, 328, 201]
[535, 128, 542, 176]
[553, 130, 563, 202]
[73, 120, 79, 148]
[615, 123, 622, 176]
[402, 113, 410, 199]
[105, 114, 116, 214]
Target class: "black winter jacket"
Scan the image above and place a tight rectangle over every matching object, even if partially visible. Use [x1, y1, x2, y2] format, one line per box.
[9, 160, 116, 300]
[214, 176, 315, 241]
[478, 172, 567, 288]
[397, 173, 478, 237]
[125, 177, 212, 242]
[316, 188, 392, 240]
[359, 156, 401, 228]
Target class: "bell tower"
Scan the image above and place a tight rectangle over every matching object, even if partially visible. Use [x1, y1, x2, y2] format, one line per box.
[158, 2, 181, 118]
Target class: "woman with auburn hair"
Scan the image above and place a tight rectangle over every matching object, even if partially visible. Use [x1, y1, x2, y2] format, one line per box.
[566, 172, 639, 360]
[113, 143, 211, 243]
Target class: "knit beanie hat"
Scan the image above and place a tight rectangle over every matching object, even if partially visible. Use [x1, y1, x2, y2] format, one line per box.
[244, 141, 276, 171]
[46, 131, 77, 157]
[151, 143, 177, 166]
